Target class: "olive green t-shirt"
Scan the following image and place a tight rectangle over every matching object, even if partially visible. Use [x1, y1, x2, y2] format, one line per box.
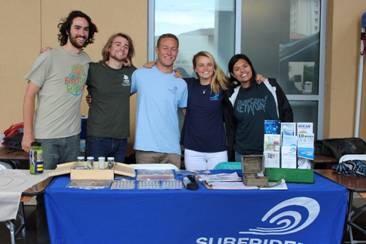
[86, 62, 136, 139]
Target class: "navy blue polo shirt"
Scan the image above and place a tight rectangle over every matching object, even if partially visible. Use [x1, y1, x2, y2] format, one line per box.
[182, 78, 226, 152]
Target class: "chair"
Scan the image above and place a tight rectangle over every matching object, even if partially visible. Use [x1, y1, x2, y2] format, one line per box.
[214, 162, 241, 170]
[339, 154, 366, 244]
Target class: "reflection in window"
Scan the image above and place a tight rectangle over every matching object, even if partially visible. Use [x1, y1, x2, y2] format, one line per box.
[290, 100, 318, 137]
[241, 0, 320, 95]
[155, 0, 235, 77]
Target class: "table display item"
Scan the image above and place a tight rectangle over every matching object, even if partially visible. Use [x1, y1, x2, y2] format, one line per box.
[48, 161, 136, 179]
[281, 135, 298, 169]
[241, 155, 268, 187]
[73, 156, 90, 170]
[136, 169, 175, 181]
[182, 175, 199, 190]
[137, 179, 183, 190]
[67, 179, 112, 189]
[87, 156, 95, 169]
[265, 167, 314, 183]
[98, 157, 108, 169]
[111, 179, 135, 190]
[263, 134, 281, 168]
[263, 121, 314, 183]
[107, 157, 115, 169]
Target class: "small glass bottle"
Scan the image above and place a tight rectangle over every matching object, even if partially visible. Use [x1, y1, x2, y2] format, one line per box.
[98, 156, 106, 169]
[77, 156, 86, 168]
[77, 156, 84, 161]
[107, 157, 115, 169]
[87, 156, 95, 169]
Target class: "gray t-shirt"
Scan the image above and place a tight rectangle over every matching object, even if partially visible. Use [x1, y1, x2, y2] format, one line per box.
[25, 47, 90, 139]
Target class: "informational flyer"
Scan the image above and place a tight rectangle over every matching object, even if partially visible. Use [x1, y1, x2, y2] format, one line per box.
[297, 122, 313, 135]
[297, 133, 315, 160]
[281, 122, 296, 136]
[281, 135, 297, 169]
[263, 134, 281, 168]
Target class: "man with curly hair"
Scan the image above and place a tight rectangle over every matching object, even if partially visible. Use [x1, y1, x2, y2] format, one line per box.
[22, 10, 98, 169]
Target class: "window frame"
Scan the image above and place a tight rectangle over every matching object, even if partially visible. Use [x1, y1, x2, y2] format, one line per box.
[148, 0, 327, 138]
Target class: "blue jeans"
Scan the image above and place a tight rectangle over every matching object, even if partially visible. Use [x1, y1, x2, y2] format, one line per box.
[86, 136, 128, 162]
[36, 134, 80, 169]
[35, 134, 80, 244]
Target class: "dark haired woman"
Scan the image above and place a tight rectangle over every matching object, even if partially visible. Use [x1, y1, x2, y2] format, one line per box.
[227, 54, 293, 161]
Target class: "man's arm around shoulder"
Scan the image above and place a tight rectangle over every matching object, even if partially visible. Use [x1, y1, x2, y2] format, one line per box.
[22, 81, 40, 152]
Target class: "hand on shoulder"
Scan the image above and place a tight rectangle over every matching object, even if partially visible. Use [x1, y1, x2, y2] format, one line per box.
[255, 74, 267, 84]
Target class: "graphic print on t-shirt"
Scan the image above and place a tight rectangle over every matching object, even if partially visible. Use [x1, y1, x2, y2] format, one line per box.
[235, 95, 268, 116]
[64, 64, 87, 96]
[121, 74, 130, 86]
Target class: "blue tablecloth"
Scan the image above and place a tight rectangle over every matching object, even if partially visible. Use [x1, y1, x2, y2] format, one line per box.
[45, 173, 348, 244]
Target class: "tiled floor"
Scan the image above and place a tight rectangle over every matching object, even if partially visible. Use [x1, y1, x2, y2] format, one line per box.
[0, 198, 365, 244]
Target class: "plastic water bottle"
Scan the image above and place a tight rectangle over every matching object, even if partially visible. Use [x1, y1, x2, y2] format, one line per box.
[29, 142, 43, 174]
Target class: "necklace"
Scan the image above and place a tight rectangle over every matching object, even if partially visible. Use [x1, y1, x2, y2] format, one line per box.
[201, 84, 210, 95]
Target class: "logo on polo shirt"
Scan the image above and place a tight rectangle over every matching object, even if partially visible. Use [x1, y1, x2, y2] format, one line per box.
[209, 92, 221, 101]
[168, 86, 178, 94]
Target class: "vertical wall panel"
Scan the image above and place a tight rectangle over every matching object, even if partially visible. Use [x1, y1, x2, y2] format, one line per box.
[0, 0, 41, 131]
[324, 0, 366, 139]
[40, 0, 147, 143]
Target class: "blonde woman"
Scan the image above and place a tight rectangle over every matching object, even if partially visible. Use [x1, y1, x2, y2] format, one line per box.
[181, 51, 232, 171]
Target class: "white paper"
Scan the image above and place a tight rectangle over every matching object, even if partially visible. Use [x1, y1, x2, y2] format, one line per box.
[263, 134, 281, 152]
[260, 179, 288, 190]
[206, 181, 258, 190]
[263, 151, 280, 168]
[281, 122, 296, 136]
[297, 158, 312, 169]
[297, 133, 315, 160]
[198, 172, 241, 182]
[297, 122, 313, 135]
[0, 170, 50, 221]
[281, 135, 297, 169]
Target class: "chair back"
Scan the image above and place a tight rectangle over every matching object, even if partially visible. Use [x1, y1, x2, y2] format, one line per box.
[339, 154, 366, 163]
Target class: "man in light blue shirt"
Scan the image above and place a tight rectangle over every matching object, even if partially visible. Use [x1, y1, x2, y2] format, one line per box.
[131, 33, 187, 168]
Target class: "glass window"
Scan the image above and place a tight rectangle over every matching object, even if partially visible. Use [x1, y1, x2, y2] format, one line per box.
[154, 0, 236, 77]
[150, 0, 325, 137]
[241, 0, 320, 95]
[290, 100, 319, 137]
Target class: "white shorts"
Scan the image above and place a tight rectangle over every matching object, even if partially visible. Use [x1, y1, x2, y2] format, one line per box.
[184, 149, 228, 171]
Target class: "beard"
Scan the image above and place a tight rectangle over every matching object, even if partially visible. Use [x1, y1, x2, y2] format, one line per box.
[109, 52, 128, 63]
[69, 35, 86, 49]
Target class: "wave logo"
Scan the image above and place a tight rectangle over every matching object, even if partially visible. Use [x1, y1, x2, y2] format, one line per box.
[239, 197, 320, 235]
